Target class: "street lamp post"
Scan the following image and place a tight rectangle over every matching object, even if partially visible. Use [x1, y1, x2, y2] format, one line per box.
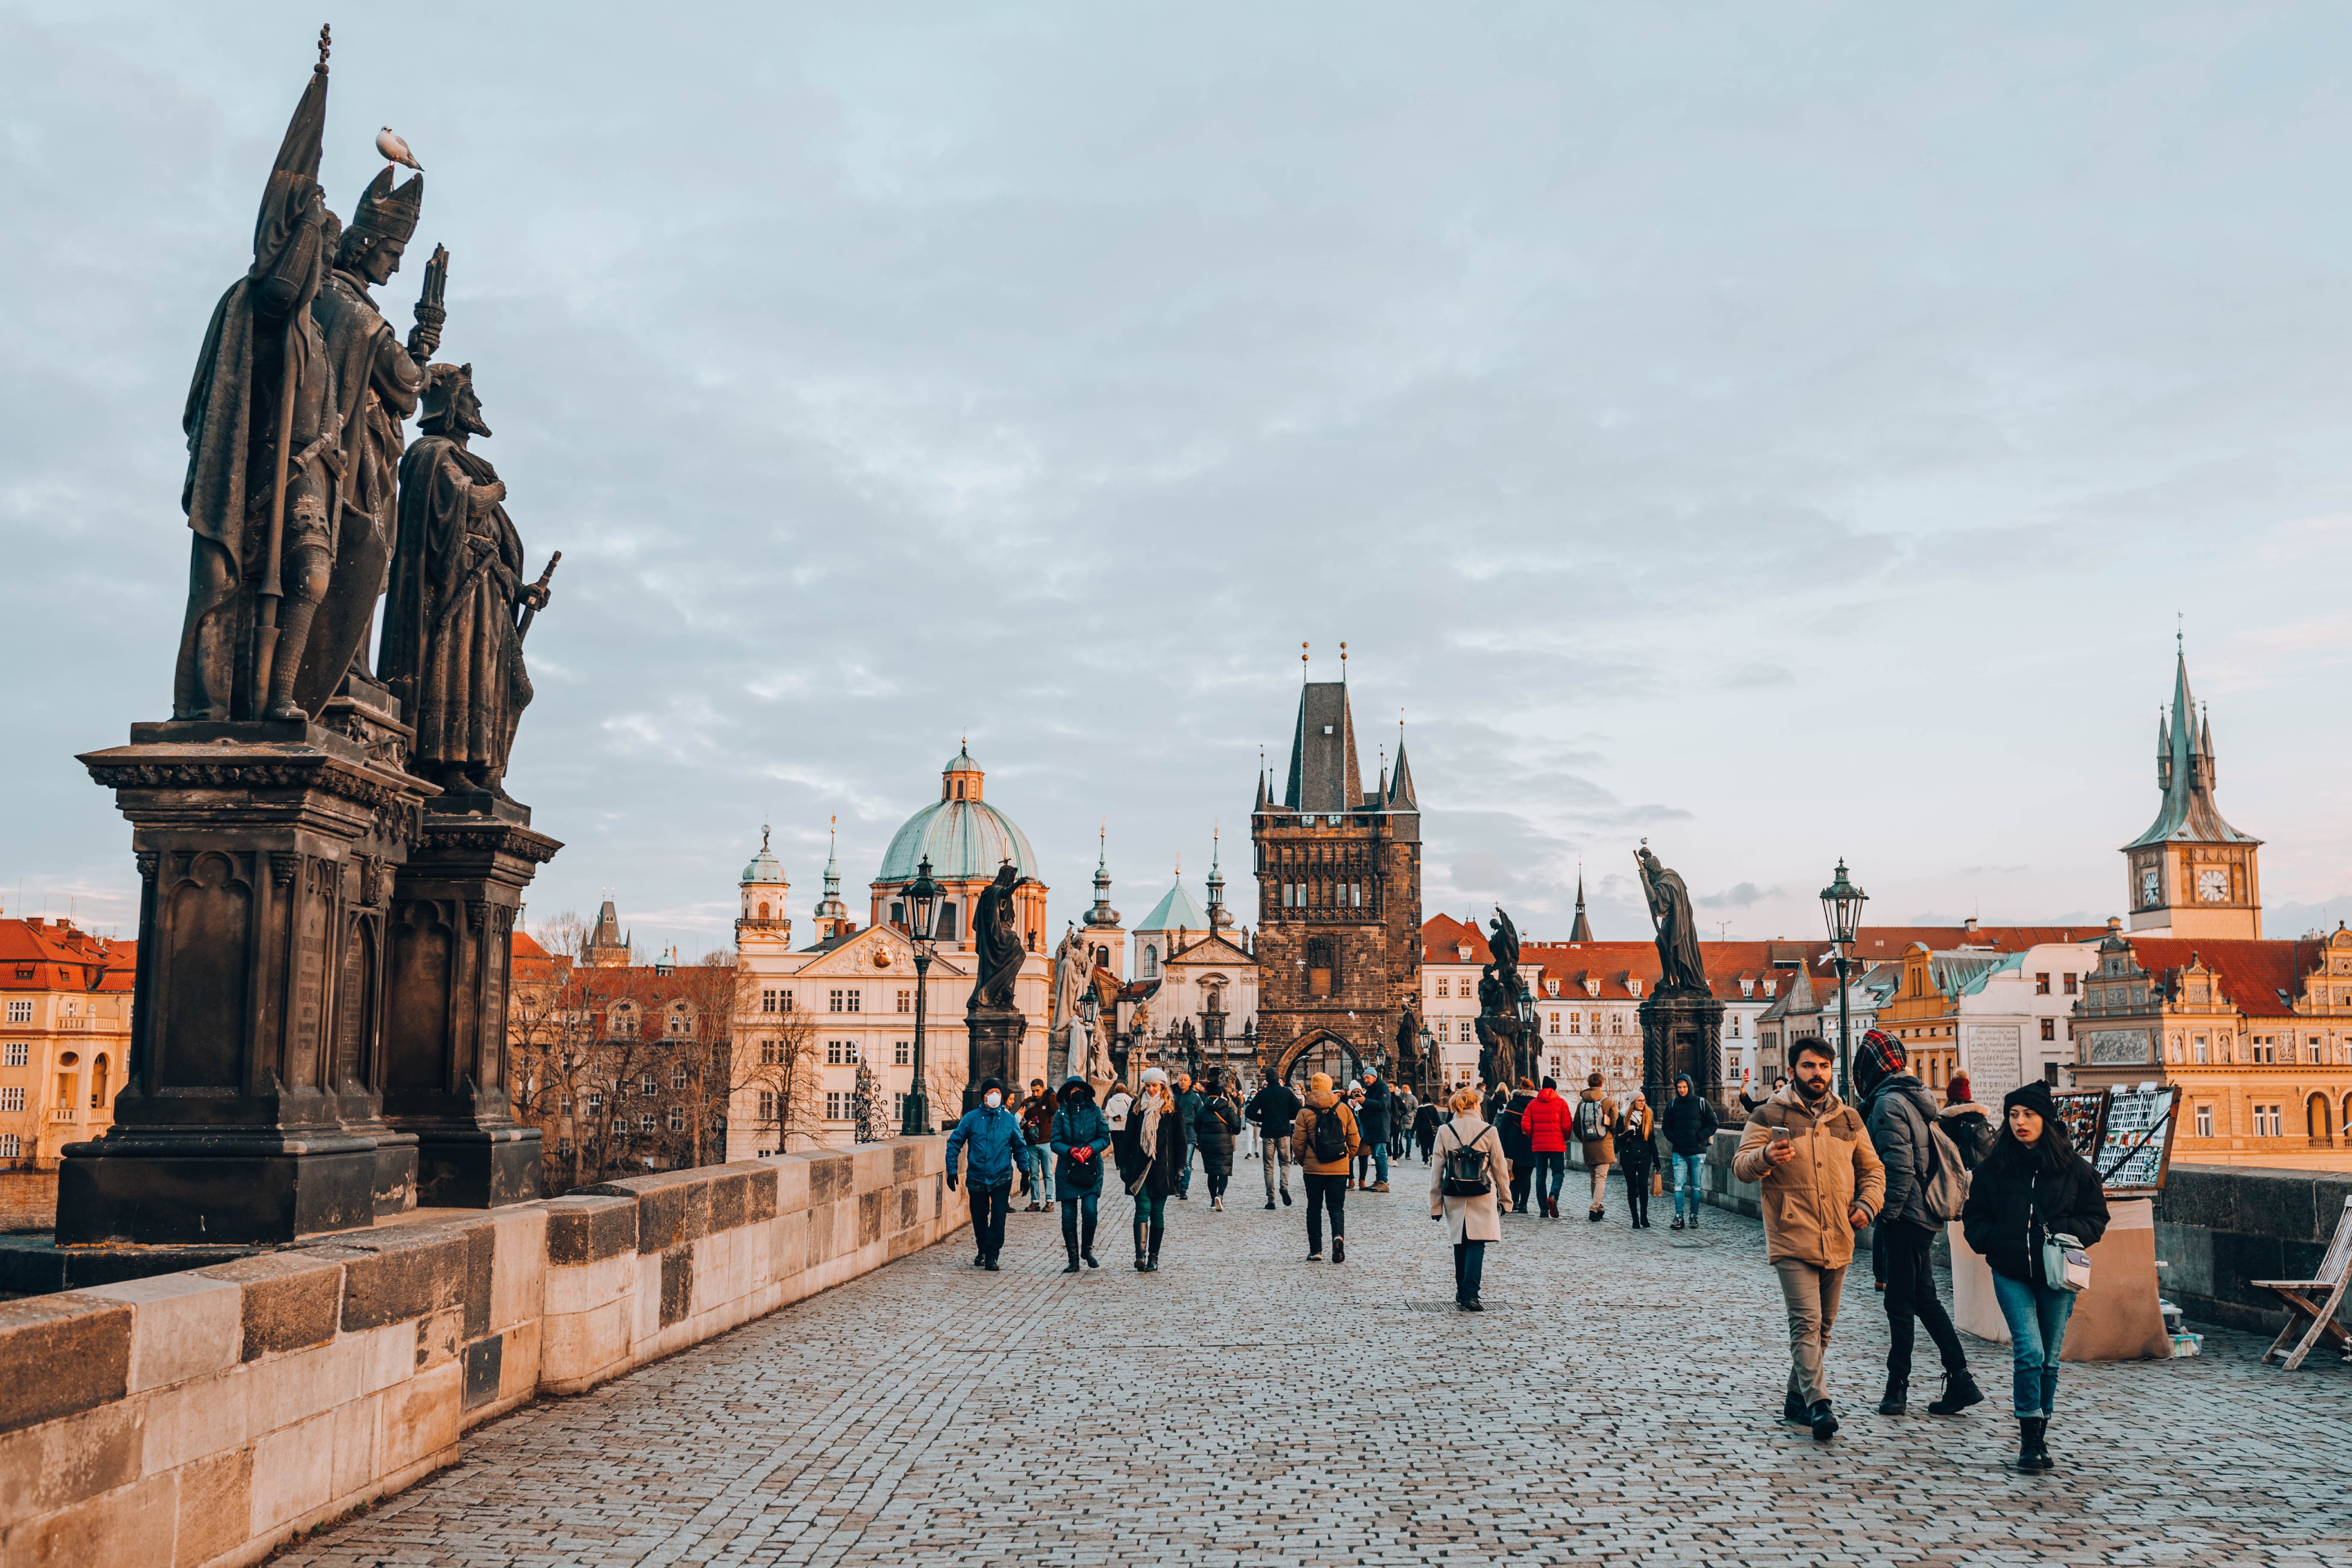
[899, 856, 942, 1137]
[1420, 1027, 1437, 1101]
[1818, 858, 1869, 1100]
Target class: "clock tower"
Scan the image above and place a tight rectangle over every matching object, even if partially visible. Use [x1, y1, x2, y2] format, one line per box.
[2123, 646, 2261, 940]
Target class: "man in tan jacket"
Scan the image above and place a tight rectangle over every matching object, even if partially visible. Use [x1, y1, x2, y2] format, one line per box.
[1292, 1072, 1362, 1264]
[1732, 1037, 1884, 1442]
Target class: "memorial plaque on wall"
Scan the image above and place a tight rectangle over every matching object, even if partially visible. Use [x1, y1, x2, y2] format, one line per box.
[2083, 1027, 2151, 1066]
[2095, 1082, 2181, 1197]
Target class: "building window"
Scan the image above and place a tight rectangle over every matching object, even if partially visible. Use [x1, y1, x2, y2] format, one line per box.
[556, 1138, 573, 1158]
[2253, 1103, 2283, 1138]
[761, 989, 785, 1013]
[638, 1112, 657, 1134]
[586, 1093, 603, 1117]
[1435, 977, 1449, 998]
[0, 1087, 22, 1112]
[667, 1105, 686, 1132]
[1143, 945, 1159, 979]
[2062, 974, 2078, 995]
[1306, 937, 1337, 998]
[1610, 1014, 1625, 1034]
[2252, 1036, 2276, 1064]
[936, 903, 959, 941]
[1459, 1020, 1475, 1043]
[825, 1091, 850, 1121]
[826, 1039, 858, 1065]
[2035, 973, 2051, 995]
[639, 1075, 657, 1097]
[4, 1002, 30, 1024]
[2192, 1036, 2208, 1065]
[1548, 1013, 1560, 1034]
[895, 1038, 911, 1066]
[2312, 1036, 2325, 1064]
[2040, 1018, 2056, 1041]
[2195, 1103, 2213, 1137]
[1, 1042, 24, 1067]
[1568, 1013, 1581, 1034]
[0, 1134, 17, 1158]
[672, 1064, 689, 1090]
[828, 989, 849, 1013]
[896, 989, 911, 1014]
[758, 1090, 777, 1120]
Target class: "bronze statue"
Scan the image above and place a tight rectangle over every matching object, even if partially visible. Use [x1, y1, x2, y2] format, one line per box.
[1488, 906, 1521, 997]
[174, 42, 341, 722]
[968, 862, 1023, 1010]
[1637, 843, 1709, 993]
[290, 172, 438, 715]
[381, 363, 547, 797]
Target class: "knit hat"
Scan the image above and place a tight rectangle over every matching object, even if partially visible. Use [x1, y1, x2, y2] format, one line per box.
[1946, 1072, 1974, 1106]
[1141, 1067, 1168, 1087]
[978, 1076, 1004, 1098]
[1854, 1030, 1905, 1093]
[1309, 1072, 1333, 1091]
[2003, 1080, 2058, 1122]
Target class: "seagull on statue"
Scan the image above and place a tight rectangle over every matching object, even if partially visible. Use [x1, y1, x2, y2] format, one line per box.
[375, 127, 423, 171]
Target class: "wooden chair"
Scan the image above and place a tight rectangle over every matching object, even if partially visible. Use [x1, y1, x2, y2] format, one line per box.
[2254, 1193, 2352, 1370]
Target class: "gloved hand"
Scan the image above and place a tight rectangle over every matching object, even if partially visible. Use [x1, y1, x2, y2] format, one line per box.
[946, 1171, 958, 1191]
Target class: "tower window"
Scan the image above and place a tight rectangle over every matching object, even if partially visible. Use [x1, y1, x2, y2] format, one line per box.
[1306, 936, 1337, 998]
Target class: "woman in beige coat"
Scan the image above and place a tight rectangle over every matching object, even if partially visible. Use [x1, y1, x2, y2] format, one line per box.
[1430, 1087, 1513, 1311]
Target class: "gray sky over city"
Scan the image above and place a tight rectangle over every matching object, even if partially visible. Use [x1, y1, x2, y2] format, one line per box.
[8, 3, 2352, 960]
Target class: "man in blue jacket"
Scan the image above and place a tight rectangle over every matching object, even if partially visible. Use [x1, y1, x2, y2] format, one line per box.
[945, 1076, 1026, 1270]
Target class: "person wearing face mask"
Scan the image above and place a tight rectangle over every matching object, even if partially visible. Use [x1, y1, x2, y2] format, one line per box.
[944, 1077, 1027, 1271]
[1116, 1068, 1186, 1271]
[1732, 1037, 1885, 1443]
[1961, 1080, 2110, 1473]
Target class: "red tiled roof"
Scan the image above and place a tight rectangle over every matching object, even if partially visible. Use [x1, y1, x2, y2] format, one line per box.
[2113, 937, 2321, 1019]
[0, 918, 133, 992]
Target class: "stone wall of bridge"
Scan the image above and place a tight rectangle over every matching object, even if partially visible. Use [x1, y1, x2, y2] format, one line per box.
[0, 1137, 960, 1568]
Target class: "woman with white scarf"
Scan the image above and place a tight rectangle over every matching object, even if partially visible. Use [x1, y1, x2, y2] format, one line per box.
[1116, 1068, 1185, 1272]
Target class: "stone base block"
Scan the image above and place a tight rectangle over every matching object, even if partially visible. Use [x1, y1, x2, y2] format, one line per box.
[415, 1127, 544, 1210]
[54, 1146, 378, 1246]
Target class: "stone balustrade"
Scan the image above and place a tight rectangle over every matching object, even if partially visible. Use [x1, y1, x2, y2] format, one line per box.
[0, 1137, 959, 1567]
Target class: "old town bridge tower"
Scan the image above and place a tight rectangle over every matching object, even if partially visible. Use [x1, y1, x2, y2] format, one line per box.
[1251, 672, 1422, 1089]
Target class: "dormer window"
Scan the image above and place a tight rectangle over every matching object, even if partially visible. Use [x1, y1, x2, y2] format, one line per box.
[1457, 944, 1472, 962]
[1584, 977, 1601, 998]
[1740, 978, 1755, 998]
[1545, 979, 1559, 998]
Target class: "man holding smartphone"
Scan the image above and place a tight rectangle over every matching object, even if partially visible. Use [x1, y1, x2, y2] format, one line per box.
[1733, 1037, 1885, 1442]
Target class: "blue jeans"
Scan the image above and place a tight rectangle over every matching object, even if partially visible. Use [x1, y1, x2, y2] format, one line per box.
[1368, 1141, 1390, 1185]
[1990, 1270, 2077, 1417]
[1671, 1153, 1705, 1218]
[1176, 1143, 1194, 1194]
[1453, 1240, 1487, 1302]
[1536, 1150, 1567, 1205]
[1022, 1144, 1049, 1198]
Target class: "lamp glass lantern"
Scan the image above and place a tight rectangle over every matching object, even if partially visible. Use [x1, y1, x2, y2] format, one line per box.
[904, 856, 941, 941]
[898, 856, 943, 1137]
[1817, 858, 1868, 1098]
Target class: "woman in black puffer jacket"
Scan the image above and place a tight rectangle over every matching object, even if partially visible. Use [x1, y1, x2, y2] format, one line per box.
[1960, 1081, 2110, 1475]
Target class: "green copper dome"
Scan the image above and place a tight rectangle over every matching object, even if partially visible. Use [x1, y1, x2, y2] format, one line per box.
[877, 798, 1037, 883]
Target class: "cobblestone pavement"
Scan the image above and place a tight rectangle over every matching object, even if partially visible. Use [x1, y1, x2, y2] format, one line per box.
[285, 1165, 2352, 1567]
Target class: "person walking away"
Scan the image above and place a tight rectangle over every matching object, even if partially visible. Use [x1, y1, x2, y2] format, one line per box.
[1193, 1074, 1241, 1211]
[1961, 1081, 2110, 1473]
[1392, 1087, 1416, 1161]
[1413, 1097, 1441, 1163]
[1575, 1073, 1618, 1222]
[1105, 1081, 1133, 1137]
[943, 1077, 1027, 1270]
[1615, 1092, 1657, 1229]
[1943, 1074, 1997, 1172]
[1431, 1086, 1513, 1310]
[1853, 1030, 1983, 1419]
[1018, 1079, 1055, 1212]
[1358, 1070, 1396, 1191]
[1171, 1071, 1203, 1201]
[1050, 1076, 1111, 1272]
[1661, 1073, 1720, 1231]
[1246, 1073, 1301, 1210]
[1498, 1078, 1536, 1213]
[1117, 1069, 1185, 1271]
[1732, 1038, 1885, 1441]
[1521, 1077, 1572, 1219]
[1293, 1072, 1362, 1262]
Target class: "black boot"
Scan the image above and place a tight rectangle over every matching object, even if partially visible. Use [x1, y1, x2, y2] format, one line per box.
[2016, 1417, 2051, 1472]
[1145, 1222, 1164, 1271]
[1134, 1217, 1149, 1270]
[1877, 1376, 1907, 1416]
[1081, 1213, 1099, 1267]
[1809, 1400, 1839, 1441]
[1782, 1391, 1809, 1425]
[1927, 1367, 1983, 1416]
[1063, 1240, 1081, 1274]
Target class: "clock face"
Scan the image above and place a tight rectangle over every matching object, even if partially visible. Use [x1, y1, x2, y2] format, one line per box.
[2197, 867, 2230, 903]
[2140, 867, 2160, 908]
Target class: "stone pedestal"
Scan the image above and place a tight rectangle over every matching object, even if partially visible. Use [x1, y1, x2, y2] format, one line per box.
[964, 1004, 1025, 1113]
[386, 798, 559, 1208]
[59, 714, 433, 1245]
[1638, 985, 1726, 1115]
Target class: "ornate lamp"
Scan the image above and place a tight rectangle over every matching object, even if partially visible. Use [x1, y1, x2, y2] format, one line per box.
[900, 856, 942, 1137]
[1817, 858, 1868, 1098]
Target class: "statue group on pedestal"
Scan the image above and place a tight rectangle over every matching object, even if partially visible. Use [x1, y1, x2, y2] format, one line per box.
[172, 27, 551, 801]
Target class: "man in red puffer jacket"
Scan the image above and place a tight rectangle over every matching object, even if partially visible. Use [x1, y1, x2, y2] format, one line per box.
[1521, 1078, 1573, 1219]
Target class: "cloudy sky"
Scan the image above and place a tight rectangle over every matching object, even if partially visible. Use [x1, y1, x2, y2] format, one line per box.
[9, 3, 2352, 960]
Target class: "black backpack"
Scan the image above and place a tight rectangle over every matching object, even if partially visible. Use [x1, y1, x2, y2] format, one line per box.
[1442, 1124, 1494, 1197]
[1309, 1104, 1351, 1163]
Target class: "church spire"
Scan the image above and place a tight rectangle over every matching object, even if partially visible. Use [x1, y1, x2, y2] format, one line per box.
[1084, 821, 1122, 930]
[1570, 868, 1593, 942]
[2127, 643, 2257, 850]
[1206, 823, 1230, 928]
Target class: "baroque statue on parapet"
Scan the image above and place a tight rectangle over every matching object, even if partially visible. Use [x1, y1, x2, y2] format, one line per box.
[1487, 905, 1521, 997]
[1637, 842, 1710, 994]
[289, 167, 437, 717]
[968, 862, 1024, 1011]
[174, 51, 342, 723]
[380, 363, 550, 801]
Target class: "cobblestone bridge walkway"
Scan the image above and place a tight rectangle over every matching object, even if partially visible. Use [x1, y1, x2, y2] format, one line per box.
[288, 1169, 2350, 1566]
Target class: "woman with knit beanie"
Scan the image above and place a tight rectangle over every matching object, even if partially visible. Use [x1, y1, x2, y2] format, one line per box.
[1117, 1069, 1185, 1271]
[1959, 1080, 2111, 1472]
